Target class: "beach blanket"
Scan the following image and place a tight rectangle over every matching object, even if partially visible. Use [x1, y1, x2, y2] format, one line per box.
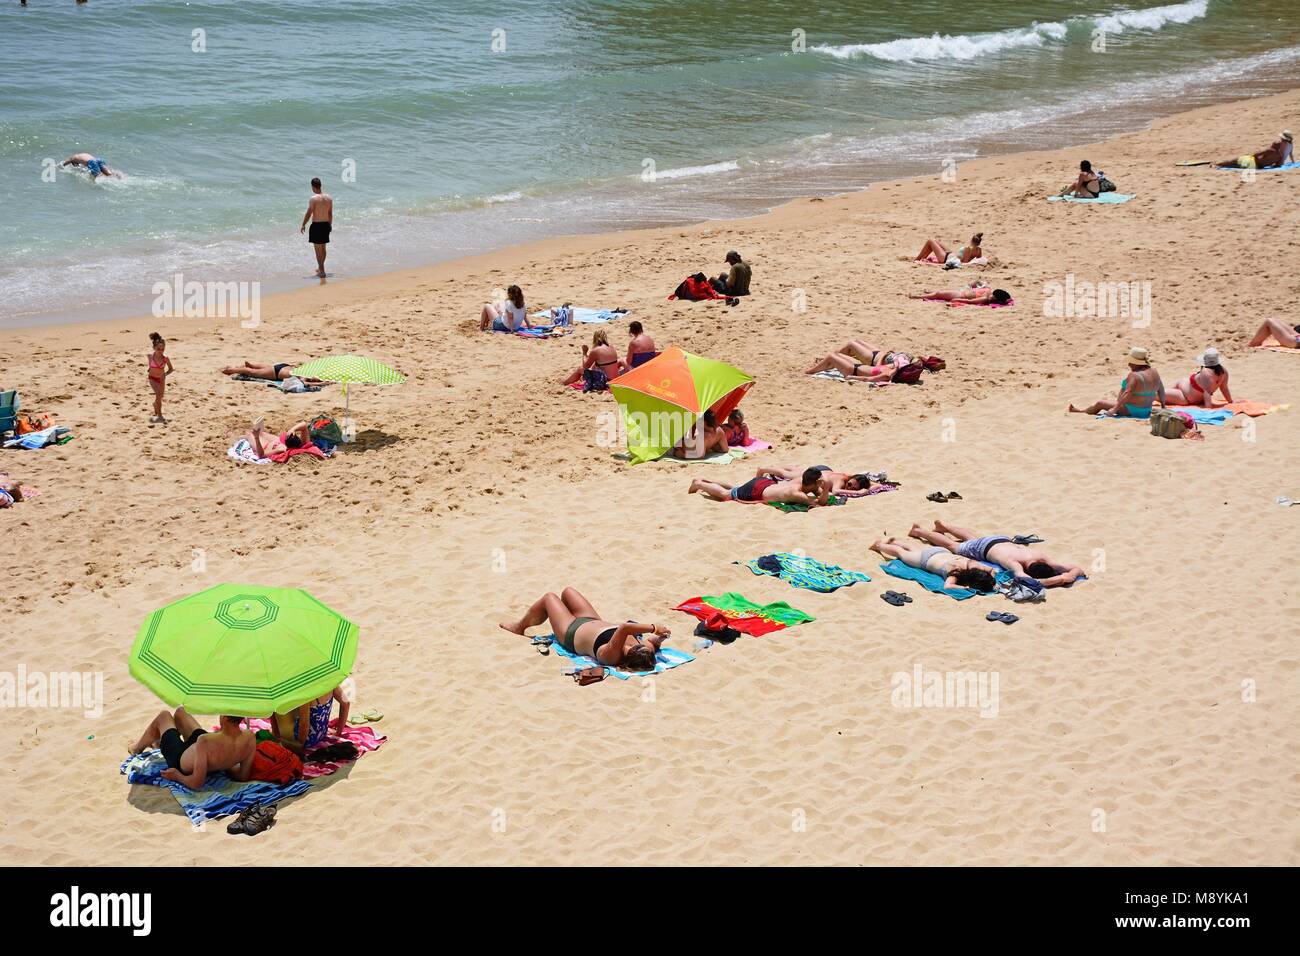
[658, 435, 770, 463]
[244, 719, 387, 779]
[673, 593, 814, 636]
[880, 559, 1011, 601]
[231, 374, 321, 392]
[766, 494, 847, 511]
[227, 437, 272, 465]
[929, 296, 1014, 308]
[539, 635, 694, 680]
[1096, 408, 1233, 426]
[1166, 399, 1282, 417]
[1215, 161, 1300, 172]
[1047, 193, 1136, 203]
[3, 425, 72, 449]
[737, 553, 870, 592]
[268, 440, 327, 464]
[532, 307, 628, 324]
[917, 255, 989, 267]
[494, 323, 571, 338]
[120, 750, 312, 826]
[1251, 335, 1299, 353]
[812, 369, 892, 386]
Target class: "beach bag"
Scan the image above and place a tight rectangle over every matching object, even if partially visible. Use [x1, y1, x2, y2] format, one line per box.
[1098, 176, 1117, 193]
[581, 368, 609, 393]
[891, 361, 925, 385]
[249, 740, 304, 785]
[1149, 408, 1187, 440]
[308, 416, 343, 445]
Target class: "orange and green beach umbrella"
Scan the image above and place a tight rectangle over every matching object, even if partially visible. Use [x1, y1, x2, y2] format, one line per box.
[129, 584, 358, 717]
[609, 346, 753, 464]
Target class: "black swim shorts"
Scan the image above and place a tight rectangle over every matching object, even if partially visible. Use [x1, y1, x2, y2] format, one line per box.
[160, 728, 205, 770]
[308, 221, 331, 244]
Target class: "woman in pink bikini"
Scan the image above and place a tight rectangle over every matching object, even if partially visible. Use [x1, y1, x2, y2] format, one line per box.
[1164, 348, 1233, 407]
[148, 332, 174, 423]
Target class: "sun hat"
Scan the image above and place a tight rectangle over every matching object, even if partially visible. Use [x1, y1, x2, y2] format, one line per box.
[1282, 130, 1294, 142]
[1126, 346, 1151, 364]
[1199, 346, 1221, 367]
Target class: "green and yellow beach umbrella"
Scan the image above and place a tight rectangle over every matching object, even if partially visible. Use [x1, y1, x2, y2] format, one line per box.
[290, 354, 405, 439]
[129, 584, 358, 717]
[610, 346, 754, 464]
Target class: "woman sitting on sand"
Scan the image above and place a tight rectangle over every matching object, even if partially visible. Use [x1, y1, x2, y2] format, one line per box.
[1164, 348, 1233, 407]
[1248, 317, 1300, 350]
[1061, 159, 1102, 198]
[757, 464, 889, 495]
[243, 417, 313, 459]
[499, 587, 668, 671]
[911, 284, 1011, 306]
[563, 329, 625, 389]
[672, 409, 729, 458]
[914, 232, 984, 267]
[221, 361, 326, 385]
[626, 321, 658, 369]
[869, 535, 998, 592]
[480, 285, 531, 333]
[1068, 347, 1166, 418]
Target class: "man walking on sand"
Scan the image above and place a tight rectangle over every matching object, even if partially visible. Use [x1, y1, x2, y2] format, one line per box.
[300, 177, 333, 277]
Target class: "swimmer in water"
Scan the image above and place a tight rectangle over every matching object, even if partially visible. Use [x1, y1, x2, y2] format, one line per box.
[61, 152, 118, 179]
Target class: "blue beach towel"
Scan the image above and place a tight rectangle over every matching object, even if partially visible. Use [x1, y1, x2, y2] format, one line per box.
[1215, 161, 1300, 172]
[738, 553, 870, 592]
[532, 307, 627, 324]
[120, 750, 311, 827]
[542, 635, 693, 680]
[3, 425, 72, 449]
[880, 559, 1011, 601]
[1047, 193, 1136, 204]
[1096, 408, 1233, 426]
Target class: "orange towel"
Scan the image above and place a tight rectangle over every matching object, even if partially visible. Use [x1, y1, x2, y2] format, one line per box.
[1164, 399, 1280, 417]
[1251, 335, 1297, 353]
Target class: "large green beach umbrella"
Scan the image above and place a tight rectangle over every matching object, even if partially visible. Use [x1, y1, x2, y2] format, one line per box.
[290, 354, 405, 439]
[129, 584, 358, 717]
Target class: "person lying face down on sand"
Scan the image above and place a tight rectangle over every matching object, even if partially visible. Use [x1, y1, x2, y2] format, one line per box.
[805, 341, 911, 382]
[480, 284, 531, 332]
[222, 361, 328, 385]
[60, 152, 118, 179]
[129, 708, 256, 789]
[499, 587, 668, 671]
[688, 466, 830, 505]
[626, 321, 657, 369]
[1061, 159, 1102, 198]
[1068, 347, 1166, 418]
[1217, 130, 1293, 169]
[757, 464, 886, 495]
[672, 409, 729, 459]
[910, 283, 1011, 306]
[268, 685, 350, 757]
[1248, 317, 1300, 349]
[563, 329, 626, 387]
[915, 232, 983, 267]
[1164, 348, 1233, 407]
[911, 520, 1085, 588]
[869, 534, 998, 593]
[244, 417, 312, 459]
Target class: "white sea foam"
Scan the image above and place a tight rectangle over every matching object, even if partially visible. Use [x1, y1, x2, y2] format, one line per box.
[814, 1, 1208, 63]
[649, 160, 740, 180]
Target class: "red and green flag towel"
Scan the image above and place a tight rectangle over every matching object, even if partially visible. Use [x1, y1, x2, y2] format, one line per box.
[673, 592, 814, 636]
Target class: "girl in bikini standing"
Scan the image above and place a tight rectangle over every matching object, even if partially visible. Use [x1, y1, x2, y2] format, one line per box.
[148, 332, 173, 424]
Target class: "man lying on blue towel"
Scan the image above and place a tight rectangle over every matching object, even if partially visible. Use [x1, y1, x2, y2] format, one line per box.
[910, 520, 1085, 588]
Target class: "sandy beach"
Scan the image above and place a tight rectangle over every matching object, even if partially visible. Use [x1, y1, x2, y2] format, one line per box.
[2, 88, 1299, 867]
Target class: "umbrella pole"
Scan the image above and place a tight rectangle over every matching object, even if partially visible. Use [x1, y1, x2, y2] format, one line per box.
[343, 385, 352, 442]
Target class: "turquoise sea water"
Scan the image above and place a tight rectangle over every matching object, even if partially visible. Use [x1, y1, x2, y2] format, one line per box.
[1, 0, 1298, 326]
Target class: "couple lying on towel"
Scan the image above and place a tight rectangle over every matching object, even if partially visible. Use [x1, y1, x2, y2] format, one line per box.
[688, 464, 891, 505]
[872, 520, 1084, 592]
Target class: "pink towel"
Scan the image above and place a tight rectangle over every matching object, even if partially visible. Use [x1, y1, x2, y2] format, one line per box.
[269, 438, 327, 464]
[929, 296, 1014, 308]
[735, 437, 773, 452]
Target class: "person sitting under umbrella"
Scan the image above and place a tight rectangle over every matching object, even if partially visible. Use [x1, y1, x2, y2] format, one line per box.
[499, 587, 668, 671]
[267, 685, 351, 756]
[672, 409, 730, 459]
[128, 707, 257, 789]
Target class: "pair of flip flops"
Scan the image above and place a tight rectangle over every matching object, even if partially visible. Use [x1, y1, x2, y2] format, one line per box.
[926, 491, 962, 503]
[227, 804, 277, 836]
[986, 611, 1019, 625]
[1011, 534, 1043, 545]
[881, 590, 913, 606]
[531, 635, 553, 656]
[346, 708, 383, 725]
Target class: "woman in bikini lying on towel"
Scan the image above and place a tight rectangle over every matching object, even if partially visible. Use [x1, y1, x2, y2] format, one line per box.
[1164, 348, 1233, 407]
[1248, 317, 1300, 350]
[242, 417, 312, 459]
[499, 587, 668, 671]
[804, 345, 909, 382]
[221, 361, 327, 385]
[756, 464, 889, 495]
[869, 535, 998, 592]
[910, 284, 1011, 306]
[914, 232, 984, 266]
